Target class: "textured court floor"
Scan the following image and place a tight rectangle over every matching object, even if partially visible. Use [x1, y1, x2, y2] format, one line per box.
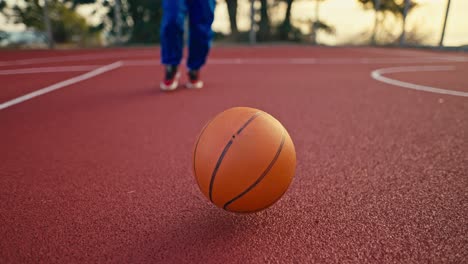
[1, 46, 467, 263]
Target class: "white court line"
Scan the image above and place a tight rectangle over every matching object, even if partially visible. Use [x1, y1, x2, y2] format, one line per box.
[7, 57, 458, 76]
[371, 66, 468, 97]
[0, 50, 156, 67]
[123, 57, 468, 66]
[0, 65, 99, 75]
[1, 57, 466, 75]
[1, 49, 466, 67]
[0, 61, 122, 110]
[1, 54, 466, 68]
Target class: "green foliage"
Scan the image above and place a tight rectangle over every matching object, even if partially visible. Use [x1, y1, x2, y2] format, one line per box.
[3, 0, 101, 44]
[51, 2, 89, 42]
[99, 0, 163, 44]
[0, 1, 6, 11]
[127, 0, 163, 43]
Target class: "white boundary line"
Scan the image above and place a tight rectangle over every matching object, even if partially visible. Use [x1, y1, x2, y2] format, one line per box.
[0, 55, 466, 69]
[0, 51, 156, 67]
[122, 57, 468, 66]
[371, 66, 468, 98]
[0, 61, 123, 110]
[4, 57, 465, 76]
[0, 65, 99, 75]
[1, 57, 467, 76]
[0, 45, 465, 67]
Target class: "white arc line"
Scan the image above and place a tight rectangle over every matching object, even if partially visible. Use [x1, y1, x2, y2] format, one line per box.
[0, 61, 122, 111]
[371, 66, 468, 97]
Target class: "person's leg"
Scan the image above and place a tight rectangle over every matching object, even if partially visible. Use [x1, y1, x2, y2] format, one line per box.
[186, 0, 215, 88]
[160, 0, 187, 90]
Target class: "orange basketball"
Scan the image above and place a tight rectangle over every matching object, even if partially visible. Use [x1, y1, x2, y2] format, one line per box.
[193, 107, 296, 213]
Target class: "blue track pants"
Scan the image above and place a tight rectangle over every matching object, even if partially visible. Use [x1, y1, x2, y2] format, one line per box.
[160, 0, 216, 70]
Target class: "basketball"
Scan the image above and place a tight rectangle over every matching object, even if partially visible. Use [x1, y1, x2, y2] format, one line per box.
[193, 107, 296, 213]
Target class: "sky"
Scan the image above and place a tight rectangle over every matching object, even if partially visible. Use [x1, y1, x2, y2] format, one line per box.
[1, 0, 467, 47]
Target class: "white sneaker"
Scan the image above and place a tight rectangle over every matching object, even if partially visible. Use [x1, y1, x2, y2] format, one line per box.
[160, 66, 180, 91]
[186, 70, 203, 89]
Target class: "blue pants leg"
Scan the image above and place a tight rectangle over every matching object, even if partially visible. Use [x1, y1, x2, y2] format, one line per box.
[187, 0, 216, 70]
[160, 0, 187, 66]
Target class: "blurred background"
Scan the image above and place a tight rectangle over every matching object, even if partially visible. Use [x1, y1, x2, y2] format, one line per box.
[0, 0, 466, 50]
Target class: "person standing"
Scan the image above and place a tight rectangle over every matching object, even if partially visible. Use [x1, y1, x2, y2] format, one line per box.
[160, 0, 216, 91]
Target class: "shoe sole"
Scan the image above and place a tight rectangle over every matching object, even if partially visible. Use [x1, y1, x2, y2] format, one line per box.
[186, 81, 203, 89]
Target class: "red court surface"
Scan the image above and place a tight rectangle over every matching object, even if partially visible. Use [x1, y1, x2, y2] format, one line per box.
[1, 46, 467, 263]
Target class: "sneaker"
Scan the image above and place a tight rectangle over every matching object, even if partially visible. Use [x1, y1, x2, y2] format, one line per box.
[160, 65, 180, 91]
[186, 69, 203, 89]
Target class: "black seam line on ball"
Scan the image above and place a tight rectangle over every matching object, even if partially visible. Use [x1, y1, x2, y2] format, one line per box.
[226, 184, 290, 213]
[208, 112, 262, 202]
[223, 129, 286, 210]
[236, 112, 262, 135]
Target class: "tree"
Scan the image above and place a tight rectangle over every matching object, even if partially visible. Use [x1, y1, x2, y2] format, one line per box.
[99, 0, 163, 44]
[257, 0, 271, 41]
[250, 0, 334, 43]
[357, 0, 418, 44]
[226, 0, 238, 35]
[277, 0, 294, 40]
[358, 0, 417, 16]
[0, 1, 6, 11]
[126, 0, 163, 43]
[2, 0, 100, 44]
